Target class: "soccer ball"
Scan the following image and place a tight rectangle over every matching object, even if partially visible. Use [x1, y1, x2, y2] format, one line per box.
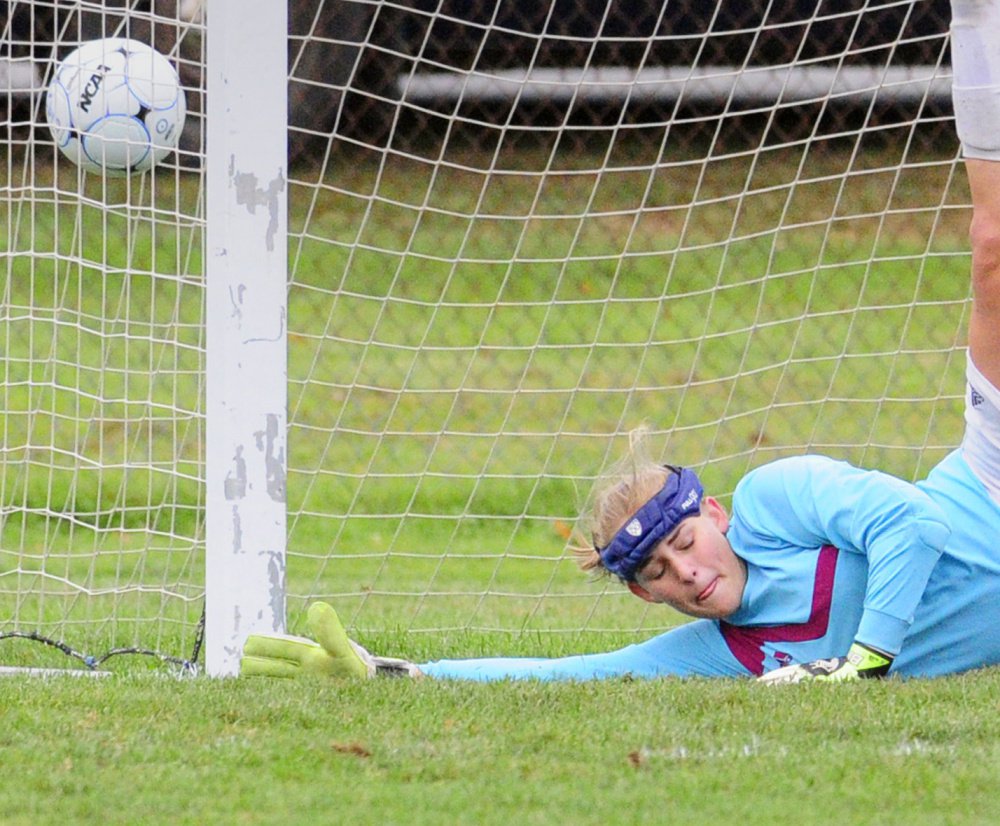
[45, 38, 186, 175]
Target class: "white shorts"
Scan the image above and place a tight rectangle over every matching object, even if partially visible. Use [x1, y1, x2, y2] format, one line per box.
[961, 351, 1000, 503]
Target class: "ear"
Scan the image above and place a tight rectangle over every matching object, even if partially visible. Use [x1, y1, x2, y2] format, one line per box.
[627, 581, 658, 603]
[702, 496, 730, 533]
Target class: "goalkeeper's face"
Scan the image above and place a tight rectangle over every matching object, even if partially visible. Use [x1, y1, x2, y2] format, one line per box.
[628, 497, 746, 619]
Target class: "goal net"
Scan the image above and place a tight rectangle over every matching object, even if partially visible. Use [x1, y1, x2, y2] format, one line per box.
[1, 0, 969, 672]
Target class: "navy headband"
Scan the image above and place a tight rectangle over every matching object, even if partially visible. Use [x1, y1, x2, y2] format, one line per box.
[595, 466, 704, 582]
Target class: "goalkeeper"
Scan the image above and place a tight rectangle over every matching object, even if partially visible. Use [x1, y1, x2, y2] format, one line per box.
[241, 0, 1000, 685]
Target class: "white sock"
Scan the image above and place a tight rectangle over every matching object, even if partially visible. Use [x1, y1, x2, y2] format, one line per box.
[952, 0, 1000, 159]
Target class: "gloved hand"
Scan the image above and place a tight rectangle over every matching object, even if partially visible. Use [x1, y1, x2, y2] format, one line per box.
[241, 601, 375, 679]
[757, 642, 893, 685]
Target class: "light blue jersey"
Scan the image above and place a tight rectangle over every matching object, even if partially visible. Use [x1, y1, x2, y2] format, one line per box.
[420, 450, 1000, 681]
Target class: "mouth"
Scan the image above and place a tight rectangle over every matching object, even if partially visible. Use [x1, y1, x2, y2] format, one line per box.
[696, 578, 718, 602]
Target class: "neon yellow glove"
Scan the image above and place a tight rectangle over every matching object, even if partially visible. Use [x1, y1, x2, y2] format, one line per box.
[241, 602, 421, 679]
[241, 602, 374, 679]
[757, 642, 893, 685]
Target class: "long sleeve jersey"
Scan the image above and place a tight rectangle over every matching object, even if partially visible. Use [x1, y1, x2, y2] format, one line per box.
[419, 450, 1000, 681]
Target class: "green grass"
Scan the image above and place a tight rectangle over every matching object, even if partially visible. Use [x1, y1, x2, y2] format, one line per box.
[2, 669, 999, 825]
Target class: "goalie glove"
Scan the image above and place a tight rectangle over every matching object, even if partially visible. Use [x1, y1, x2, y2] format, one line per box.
[240, 601, 421, 679]
[757, 642, 893, 685]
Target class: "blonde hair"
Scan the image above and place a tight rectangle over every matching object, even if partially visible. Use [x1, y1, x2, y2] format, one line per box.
[575, 427, 672, 579]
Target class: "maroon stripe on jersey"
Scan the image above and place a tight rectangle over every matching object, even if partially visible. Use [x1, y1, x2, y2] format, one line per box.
[719, 545, 839, 676]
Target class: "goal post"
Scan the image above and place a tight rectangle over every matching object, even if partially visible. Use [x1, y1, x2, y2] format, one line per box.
[1, 0, 969, 673]
[203, 0, 288, 677]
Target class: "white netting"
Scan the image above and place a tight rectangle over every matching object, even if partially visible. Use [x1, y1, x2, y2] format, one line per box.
[1, 0, 969, 663]
[2, 1, 205, 663]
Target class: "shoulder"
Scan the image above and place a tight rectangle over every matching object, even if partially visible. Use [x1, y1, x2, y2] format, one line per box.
[736, 453, 947, 513]
[735, 455, 850, 499]
[730, 455, 873, 544]
[729, 455, 838, 546]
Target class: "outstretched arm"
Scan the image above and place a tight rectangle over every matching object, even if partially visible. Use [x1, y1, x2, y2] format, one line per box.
[420, 619, 749, 681]
[241, 602, 751, 681]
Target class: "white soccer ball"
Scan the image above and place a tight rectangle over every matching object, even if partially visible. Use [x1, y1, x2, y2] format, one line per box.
[45, 38, 186, 175]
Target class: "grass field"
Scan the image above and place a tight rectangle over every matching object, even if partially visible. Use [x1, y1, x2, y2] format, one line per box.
[2, 669, 1000, 824]
[4, 141, 999, 823]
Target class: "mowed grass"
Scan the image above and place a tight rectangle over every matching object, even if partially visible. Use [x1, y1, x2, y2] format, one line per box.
[1, 670, 999, 825]
[4, 142, 1000, 823]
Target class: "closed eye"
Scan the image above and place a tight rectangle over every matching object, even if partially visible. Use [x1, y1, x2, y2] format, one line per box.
[641, 561, 667, 581]
[670, 533, 693, 552]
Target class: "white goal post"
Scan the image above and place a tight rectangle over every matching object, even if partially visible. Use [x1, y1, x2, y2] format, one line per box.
[1, 0, 969, 677]
[203, 1, 288, 675]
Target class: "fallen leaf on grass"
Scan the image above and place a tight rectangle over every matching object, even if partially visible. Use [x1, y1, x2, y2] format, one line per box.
[331, 741, 372, 758]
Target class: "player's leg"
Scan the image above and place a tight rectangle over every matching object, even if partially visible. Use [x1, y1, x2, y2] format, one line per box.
[952, 1, 1000, 499]
[952, 0, 1000, 385]
[966, 159, 1000, 388]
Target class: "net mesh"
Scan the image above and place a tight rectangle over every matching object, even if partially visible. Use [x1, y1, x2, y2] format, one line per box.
[0, 0, 970, 663]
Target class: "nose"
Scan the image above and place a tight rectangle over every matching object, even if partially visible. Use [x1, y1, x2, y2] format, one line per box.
[672, 557, 698, 583]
